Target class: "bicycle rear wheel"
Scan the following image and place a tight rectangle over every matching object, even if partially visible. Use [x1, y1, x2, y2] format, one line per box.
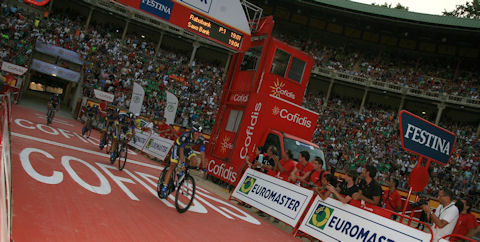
[157, 167, 169, 199]
[118, 141, 127, 170]
[175, 174, 196, 213]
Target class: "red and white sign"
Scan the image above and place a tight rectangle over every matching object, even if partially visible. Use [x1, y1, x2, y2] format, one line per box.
[93, 89, 114, 103]
[227, 92, 249, 105]
[1, 61, 27, 76]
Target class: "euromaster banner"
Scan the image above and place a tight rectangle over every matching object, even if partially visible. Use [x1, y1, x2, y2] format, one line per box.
[233, 168, 314, 227]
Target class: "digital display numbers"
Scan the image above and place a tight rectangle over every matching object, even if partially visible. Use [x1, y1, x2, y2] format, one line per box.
[187, 12, 243, 50]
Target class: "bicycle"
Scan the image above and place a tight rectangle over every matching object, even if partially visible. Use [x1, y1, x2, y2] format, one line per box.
[111, 132, 128, 170]
[82, 117, 94, 138]
[46, 104, 55, 125]
[156, 162, 196, 213]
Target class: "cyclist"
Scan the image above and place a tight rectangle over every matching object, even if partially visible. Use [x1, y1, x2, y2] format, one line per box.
[82, 104, 99, 136]
[159, 123, 206, 199]
[99, 107, 120, 150]
[109, 112, 135, 162]
[47, 93, 60, 124]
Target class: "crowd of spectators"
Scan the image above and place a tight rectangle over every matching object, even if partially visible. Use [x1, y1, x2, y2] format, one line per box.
[304, 92, 479, 208]
[1, 2, 478, 209]
[276, 32, 480, 99]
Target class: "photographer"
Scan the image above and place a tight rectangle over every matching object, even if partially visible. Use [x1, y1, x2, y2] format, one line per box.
[422, 189, 459, 242]
[327, 170, 359, 204]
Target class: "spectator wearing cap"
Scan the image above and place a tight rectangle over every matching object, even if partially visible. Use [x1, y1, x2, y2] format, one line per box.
[353, 165, 383, 206]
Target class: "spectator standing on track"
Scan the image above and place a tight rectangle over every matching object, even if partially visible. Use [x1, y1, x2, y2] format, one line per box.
[382, 178, 403, 214]
[327, 170, 359, 204]
[450, 198, 480, 242]
[353, 165, 383, 206]
[422, 189, 459, 242]
[290, 151, 313, 185]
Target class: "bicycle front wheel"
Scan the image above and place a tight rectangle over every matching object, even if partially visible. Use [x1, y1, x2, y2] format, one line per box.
[118, 141, 127, 170]
[175, 174, 196, 213]
[157, 167, 169, 199]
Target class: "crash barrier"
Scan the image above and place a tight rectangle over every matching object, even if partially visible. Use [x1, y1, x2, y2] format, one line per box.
[128, 129, 174, 161]
[232, 168, 440, 242]
[0, 91, 13, 242]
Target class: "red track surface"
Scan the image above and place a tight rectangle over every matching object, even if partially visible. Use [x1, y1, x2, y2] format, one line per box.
[10, 105, 297, 241]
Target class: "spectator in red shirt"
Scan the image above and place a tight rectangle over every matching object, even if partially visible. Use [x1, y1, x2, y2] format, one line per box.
[275, 150, 297, 182]
[382, 178, 403, 213]
[451, 198, 480, 242]
[155, 117, 175, 139]
[309, 156, 325, 186]
[290, 151, 313, 185]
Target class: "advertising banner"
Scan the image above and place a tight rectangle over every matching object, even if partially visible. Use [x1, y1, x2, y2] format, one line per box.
[129, 82, 145, 116]
[139, 0, 174, 20]
[23, 0, 50, 6]
[128, 129, 174, 161]
[299, 197, 432, 242]
[129, 128, 152, 151]
[1, 61, 28, 76]
[31, 59, 81, 82]
[35, 42, 83, 65]
[232, 168, 314, 227]
[93, 89, 114, 103]
[164, 91, 178, 125]
[399, 110, 456, 165]
[142, 133, 175, 161]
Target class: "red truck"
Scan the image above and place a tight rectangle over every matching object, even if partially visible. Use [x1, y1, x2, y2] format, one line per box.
[206, 16, 325, 185]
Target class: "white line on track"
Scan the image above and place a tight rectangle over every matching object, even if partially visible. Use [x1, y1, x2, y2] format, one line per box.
[12, 132, 162, 170]
[34, 114, 74, 126]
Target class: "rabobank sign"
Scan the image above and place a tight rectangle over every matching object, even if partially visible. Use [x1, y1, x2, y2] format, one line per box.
[399, 110, 456, 165]
[299, 197, 432, 242]
[232, 168, 314, 227]
[140, 0, 173, 20]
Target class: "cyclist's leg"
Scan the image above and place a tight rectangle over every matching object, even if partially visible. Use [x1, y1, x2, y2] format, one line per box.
[161, 146, 180, 197]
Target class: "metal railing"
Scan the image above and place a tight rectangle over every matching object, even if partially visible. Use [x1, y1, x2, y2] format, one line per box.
[312, 67, 480, 109]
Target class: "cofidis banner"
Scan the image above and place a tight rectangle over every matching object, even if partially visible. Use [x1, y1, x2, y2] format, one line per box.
[299, 197, 432, 242]
[399, 110, 456, 165]
[232, 168, 314, 227]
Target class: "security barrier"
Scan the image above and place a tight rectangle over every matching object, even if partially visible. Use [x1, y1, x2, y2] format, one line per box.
[0, 91, 13, 242]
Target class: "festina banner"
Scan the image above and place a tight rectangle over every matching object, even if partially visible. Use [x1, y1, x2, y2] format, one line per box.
[399, 110, 456, 165]
[299, 197, 432, 242]
[232, 168, 314, 227]
[164, 91, 178, 125]
[129, 82, 145, 116]
[35, 42, 83, 65]
[93, 89, 114, 103]
[1, 61, 28, 76]
[31, 59, 80, 82]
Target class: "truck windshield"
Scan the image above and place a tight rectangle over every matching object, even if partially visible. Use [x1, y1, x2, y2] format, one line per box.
[283, 137, 325, 164]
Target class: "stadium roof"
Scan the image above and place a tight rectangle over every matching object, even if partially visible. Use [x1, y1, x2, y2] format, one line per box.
[308, 0, 480, 30]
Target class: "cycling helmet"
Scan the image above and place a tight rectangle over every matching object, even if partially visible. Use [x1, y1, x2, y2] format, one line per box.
[192, 123, 202, 133]
[127, 112, 134, 119]
[115, 108, 121, 113]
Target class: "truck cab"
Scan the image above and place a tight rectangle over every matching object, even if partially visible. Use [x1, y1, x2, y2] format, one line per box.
[261, 129, 325, 169]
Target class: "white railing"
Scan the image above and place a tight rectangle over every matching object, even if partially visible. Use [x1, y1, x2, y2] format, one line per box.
[0, 91, 12, 242]
[312, 67, 480, 108]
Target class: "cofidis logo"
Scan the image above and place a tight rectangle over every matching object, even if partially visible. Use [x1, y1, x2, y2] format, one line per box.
[240, 176, 256, 195]
[270, 80, 295, 100]
[309, 204, 334, 230]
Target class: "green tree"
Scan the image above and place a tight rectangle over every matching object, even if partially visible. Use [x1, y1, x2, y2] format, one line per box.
[442, 0, 480, 19]
[371, 2, 409, 11]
